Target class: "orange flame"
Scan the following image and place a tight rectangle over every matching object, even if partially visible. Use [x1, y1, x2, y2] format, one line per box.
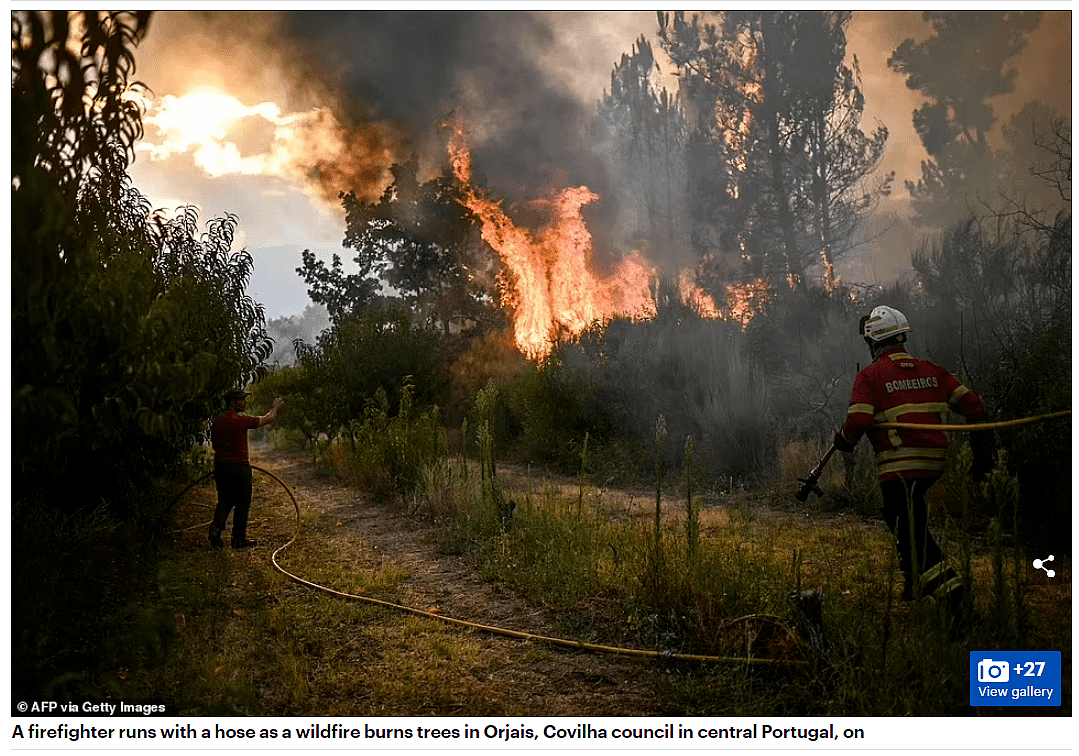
[725, 279, 772, 326]
[680, 271, 771, 326]
[447, 123, 766, 358]
[449, 126, 653, 359]
[679, 270, 721, 318]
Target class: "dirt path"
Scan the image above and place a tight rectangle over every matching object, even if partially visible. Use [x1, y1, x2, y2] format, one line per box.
[248, 444, 670, 716]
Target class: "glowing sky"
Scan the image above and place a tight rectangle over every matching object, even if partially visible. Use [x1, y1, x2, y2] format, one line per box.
[125, 10, 1071, 319]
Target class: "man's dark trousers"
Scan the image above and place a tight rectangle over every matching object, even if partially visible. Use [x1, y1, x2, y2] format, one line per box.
[879, 476, 956, 600]
[213, 461, 253, 546]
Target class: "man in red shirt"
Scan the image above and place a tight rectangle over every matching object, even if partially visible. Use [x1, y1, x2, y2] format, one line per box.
[834, 306, 992, 618]
[209, 388, 284, 549]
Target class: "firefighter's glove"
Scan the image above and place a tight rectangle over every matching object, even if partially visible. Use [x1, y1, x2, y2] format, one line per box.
[969, 429, 995, 483]
[833, 431, 856, 454]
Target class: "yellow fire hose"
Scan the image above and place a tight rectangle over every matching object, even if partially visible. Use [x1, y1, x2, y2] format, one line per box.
[796, 409, 1069, 503]
[173, 465, 807, 667]
[874, 409, 1070, 431]
[173, 409, 1067, 663]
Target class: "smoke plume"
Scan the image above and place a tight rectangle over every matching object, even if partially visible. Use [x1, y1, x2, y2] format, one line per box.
[278, 11, 615, 201]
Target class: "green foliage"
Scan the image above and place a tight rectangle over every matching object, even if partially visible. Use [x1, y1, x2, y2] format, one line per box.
[684, 435, 701, 561]
[428, 460, 1065, 714]
[13, 11, 272, 508]
[411, 457, 481, 526]
[303, 159, 503, 333]
[292, 306, 445, 445]
[11, 10, 272, 698]
[296, 248, 381, 325]
[345, 379, 446, 499]
[505, 352, 621, 473]
[249, 365, 321, 444]
[653, 415, 667, 553]
[12, 11, 151, 196]
[443, 327, 528, 428]
[439, 473, 790, 656]
[14, 169, 271, 509]
[473, 381, 514, 529]
[476, 487, 619, 608]
[577, 431, 591, 518]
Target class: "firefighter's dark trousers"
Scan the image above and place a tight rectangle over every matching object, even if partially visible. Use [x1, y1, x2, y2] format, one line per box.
[879, 476, 961, 601]
[212, 461, 253, 546]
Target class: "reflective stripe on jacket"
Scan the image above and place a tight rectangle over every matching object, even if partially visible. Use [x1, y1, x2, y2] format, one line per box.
[840, 348, 987, 481]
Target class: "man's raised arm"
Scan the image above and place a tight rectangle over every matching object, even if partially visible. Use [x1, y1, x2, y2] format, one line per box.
[257, 397, 285, 427]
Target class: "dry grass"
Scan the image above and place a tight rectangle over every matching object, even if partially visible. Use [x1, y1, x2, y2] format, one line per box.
[105, 443, 1069, 717]
[115, 447, 665, 716]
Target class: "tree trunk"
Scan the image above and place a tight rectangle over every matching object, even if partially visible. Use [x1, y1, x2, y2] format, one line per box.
[761, 14, 802, 288]
[814, 110, 836, 291]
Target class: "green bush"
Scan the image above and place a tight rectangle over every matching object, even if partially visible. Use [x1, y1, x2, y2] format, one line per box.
[505, 356, 620, 472]
[345, 379, 446, 500]
[293, 305, 446, 445]
[250, 365, 326, 446]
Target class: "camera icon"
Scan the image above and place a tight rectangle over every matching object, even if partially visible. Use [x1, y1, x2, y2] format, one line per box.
[978, 659, 1010, 683]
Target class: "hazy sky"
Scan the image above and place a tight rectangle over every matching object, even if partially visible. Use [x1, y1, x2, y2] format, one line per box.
[126, 10, 1071, 319]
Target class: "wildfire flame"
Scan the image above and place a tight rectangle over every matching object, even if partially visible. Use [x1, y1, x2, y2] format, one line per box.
[448, 125, 653, 359]
[725, 278, 772, 325]
[679, 271, 721, 319]
[446, 123, 767, 359]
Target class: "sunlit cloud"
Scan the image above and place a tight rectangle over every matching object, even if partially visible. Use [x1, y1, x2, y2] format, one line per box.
[137, 88, 395, 206]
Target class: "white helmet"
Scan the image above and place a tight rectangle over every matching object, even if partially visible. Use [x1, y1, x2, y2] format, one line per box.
[862, 305, 911, 343]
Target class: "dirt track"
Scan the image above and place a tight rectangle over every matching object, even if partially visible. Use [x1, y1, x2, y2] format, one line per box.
[246, 444, 673, 716]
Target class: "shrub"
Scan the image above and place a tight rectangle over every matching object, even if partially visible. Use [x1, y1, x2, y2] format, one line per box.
[505, 356, 620, 472]
[345, 378, 445, 500]
[409, 457, 481, 524]
[504, 313, 779, 483]
[294, 305, 446, 445]
[911, 215, 1071, 549]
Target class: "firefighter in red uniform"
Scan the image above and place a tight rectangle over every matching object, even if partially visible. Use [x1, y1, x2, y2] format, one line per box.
[834, 306, 993, 619]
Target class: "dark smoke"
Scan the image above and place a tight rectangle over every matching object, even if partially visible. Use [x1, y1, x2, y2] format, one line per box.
[279, 11, 615, 215]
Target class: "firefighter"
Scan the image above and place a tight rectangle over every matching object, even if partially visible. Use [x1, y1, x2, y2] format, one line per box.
[833, 306, 993, 621]
[209, 389, 284, 549]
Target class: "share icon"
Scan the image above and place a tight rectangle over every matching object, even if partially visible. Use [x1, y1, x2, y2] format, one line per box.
[1033, 555, 1056, 578]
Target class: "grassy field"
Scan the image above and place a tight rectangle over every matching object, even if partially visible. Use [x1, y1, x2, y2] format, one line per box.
[102, 443, 1070, 716]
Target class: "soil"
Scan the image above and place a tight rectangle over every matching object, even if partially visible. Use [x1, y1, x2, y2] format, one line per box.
[244, 444, 672, 716]
[179, 445, 1071, 717]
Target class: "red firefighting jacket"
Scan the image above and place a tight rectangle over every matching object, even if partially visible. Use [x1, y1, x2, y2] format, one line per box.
[840, 347, 987, 481]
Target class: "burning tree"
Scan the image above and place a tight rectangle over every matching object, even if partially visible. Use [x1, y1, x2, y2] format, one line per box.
[305, 158, 506, 335]
[658, 10, 892, 292]
[446, 122, 657, 359]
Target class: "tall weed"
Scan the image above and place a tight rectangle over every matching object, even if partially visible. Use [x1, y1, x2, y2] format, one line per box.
[346, 378, 445, 499]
